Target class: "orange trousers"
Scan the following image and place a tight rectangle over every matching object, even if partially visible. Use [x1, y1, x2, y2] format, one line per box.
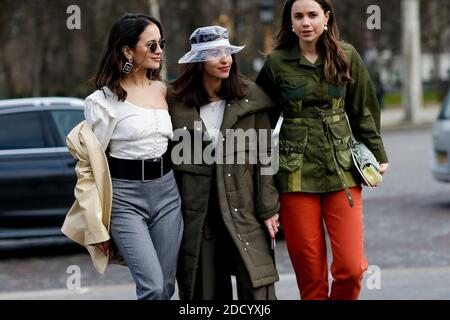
[280, 187, 368, 300]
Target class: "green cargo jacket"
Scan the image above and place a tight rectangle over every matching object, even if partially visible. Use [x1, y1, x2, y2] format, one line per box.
[256, 42, 389, 194]
[167, 78, 280, 300]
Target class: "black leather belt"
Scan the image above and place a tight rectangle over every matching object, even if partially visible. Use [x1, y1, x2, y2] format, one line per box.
[107, 152, 172, 181]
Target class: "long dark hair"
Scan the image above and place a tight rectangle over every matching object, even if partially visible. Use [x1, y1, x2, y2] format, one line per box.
[93, 13, 163, 101]
[171, 55, 247, 108]
[276, 0, 351, 85]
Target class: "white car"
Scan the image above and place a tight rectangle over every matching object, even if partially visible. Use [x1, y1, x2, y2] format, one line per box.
[432, 91, 450, 182]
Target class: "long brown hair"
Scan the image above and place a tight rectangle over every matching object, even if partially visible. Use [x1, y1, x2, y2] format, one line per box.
[276, 0, 351, 85]
[171, 55, 247, 108]
[93, 14, 163, 101]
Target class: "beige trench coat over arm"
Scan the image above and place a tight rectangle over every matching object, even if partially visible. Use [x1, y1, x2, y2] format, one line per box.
[61, 120, 116, 274]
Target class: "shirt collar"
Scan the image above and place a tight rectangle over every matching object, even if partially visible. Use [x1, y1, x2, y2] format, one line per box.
[279, 44, 324, 68]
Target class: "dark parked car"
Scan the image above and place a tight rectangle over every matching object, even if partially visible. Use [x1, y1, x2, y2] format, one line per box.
[0, 97, 84, 249]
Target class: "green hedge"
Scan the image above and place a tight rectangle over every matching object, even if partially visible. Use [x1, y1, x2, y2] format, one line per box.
[383, 91, 443, 108]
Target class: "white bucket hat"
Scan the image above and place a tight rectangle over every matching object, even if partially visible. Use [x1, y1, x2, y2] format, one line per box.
[178, 26, 245, 64]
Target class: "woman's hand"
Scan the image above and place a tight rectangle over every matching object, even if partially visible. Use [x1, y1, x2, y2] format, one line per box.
[95, 241, 109, 256]
[264, 213, 280, 239]
[379, 163, 389, 175]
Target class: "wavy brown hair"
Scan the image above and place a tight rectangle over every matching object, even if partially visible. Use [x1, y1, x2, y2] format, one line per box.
[171, 55, 247, 108]
[276, 0, 351, 85]
[93, 14, 163, 101]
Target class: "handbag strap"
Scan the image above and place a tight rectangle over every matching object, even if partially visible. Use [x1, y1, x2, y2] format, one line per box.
[343, 109, 357, 143]
[272, 112, 284, 147]
[325, 130, 354, 208]
[313, 107, 354, 208]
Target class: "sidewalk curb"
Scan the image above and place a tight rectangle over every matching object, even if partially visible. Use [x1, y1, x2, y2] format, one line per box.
[381, 122, 434, 132]
[379, 105, 439, 132]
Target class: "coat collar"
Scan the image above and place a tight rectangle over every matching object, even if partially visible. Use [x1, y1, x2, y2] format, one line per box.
[220, 79, 274, 131]
[170, 97, 248, 136]
[276, 44, 324, 68]
[220, 97, 248, 132]
[170, 80, 273, 133]
[170, 102, 206, 133]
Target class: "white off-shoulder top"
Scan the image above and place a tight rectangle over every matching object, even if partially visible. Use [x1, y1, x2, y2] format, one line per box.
[84, 87, 173, 160]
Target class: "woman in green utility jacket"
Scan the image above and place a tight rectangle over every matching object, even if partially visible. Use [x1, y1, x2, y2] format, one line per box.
[256, 0, 389, 300]
[168, 26, 280, 300]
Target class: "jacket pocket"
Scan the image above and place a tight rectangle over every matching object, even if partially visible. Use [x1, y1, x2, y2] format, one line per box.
[278, 124, 308, 172]
[280, 79, 307, 102]
[328, 121, 353, 170]
[328, 83, 346, 99]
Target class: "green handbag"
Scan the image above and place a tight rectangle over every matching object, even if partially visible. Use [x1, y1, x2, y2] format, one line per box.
[346, 114, 383, 187]
[350, 139, 383, 187]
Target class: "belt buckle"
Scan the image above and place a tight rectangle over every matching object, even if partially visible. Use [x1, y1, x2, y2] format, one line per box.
[314, 108, 324, 118]
[154, 157, 164, 183]
[141, 157, 164, 182]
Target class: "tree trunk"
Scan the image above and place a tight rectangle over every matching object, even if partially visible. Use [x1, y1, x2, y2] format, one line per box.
[149, 0, 161, 21]
[149, 0, 168, 80]
[31, 2, 47, 96]
[402, 0, 423, 124]
[0, 49, 13, 97]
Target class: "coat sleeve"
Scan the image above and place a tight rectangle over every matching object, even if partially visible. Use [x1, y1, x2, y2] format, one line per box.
[73, 158, 110, 245]
[345, 45, 389, 163]
[256, 55, 282, 129]
[62, 132, 110, 246]
[251, 84, 280, 221]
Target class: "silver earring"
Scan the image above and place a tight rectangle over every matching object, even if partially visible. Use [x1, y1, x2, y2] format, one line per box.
[324, 24, 328, 31]
[122, 58, 133, 74]
[292, 26, 295, 33]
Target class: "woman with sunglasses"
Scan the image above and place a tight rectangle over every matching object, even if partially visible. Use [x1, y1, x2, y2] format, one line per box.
[84, 13, 183, 300]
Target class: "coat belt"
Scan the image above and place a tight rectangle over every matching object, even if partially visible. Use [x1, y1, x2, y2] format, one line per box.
[283, 107, 345, 119]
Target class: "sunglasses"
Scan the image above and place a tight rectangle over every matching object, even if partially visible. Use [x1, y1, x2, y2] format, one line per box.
[145, 39, 166, 53]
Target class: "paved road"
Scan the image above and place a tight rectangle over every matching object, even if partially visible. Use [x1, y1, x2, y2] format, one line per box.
[2, 265, 450, 300]
[1, 119, 450, 300]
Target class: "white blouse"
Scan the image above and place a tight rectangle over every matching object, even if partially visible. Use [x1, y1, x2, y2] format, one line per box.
[84, 89, 173, 160]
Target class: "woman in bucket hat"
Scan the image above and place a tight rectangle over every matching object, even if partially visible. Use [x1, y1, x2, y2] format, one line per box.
[167, 26, 280, 300]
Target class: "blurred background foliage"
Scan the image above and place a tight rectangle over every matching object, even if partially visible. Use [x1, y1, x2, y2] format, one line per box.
[0, 0, 449, 107]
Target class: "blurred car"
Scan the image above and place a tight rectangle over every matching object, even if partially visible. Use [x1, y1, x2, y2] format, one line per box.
[432, 90, 450, 183]
[0, 97, 84, 249]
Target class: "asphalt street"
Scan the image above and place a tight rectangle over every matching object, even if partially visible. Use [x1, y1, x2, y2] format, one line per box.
[1, 106, 450, 300]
